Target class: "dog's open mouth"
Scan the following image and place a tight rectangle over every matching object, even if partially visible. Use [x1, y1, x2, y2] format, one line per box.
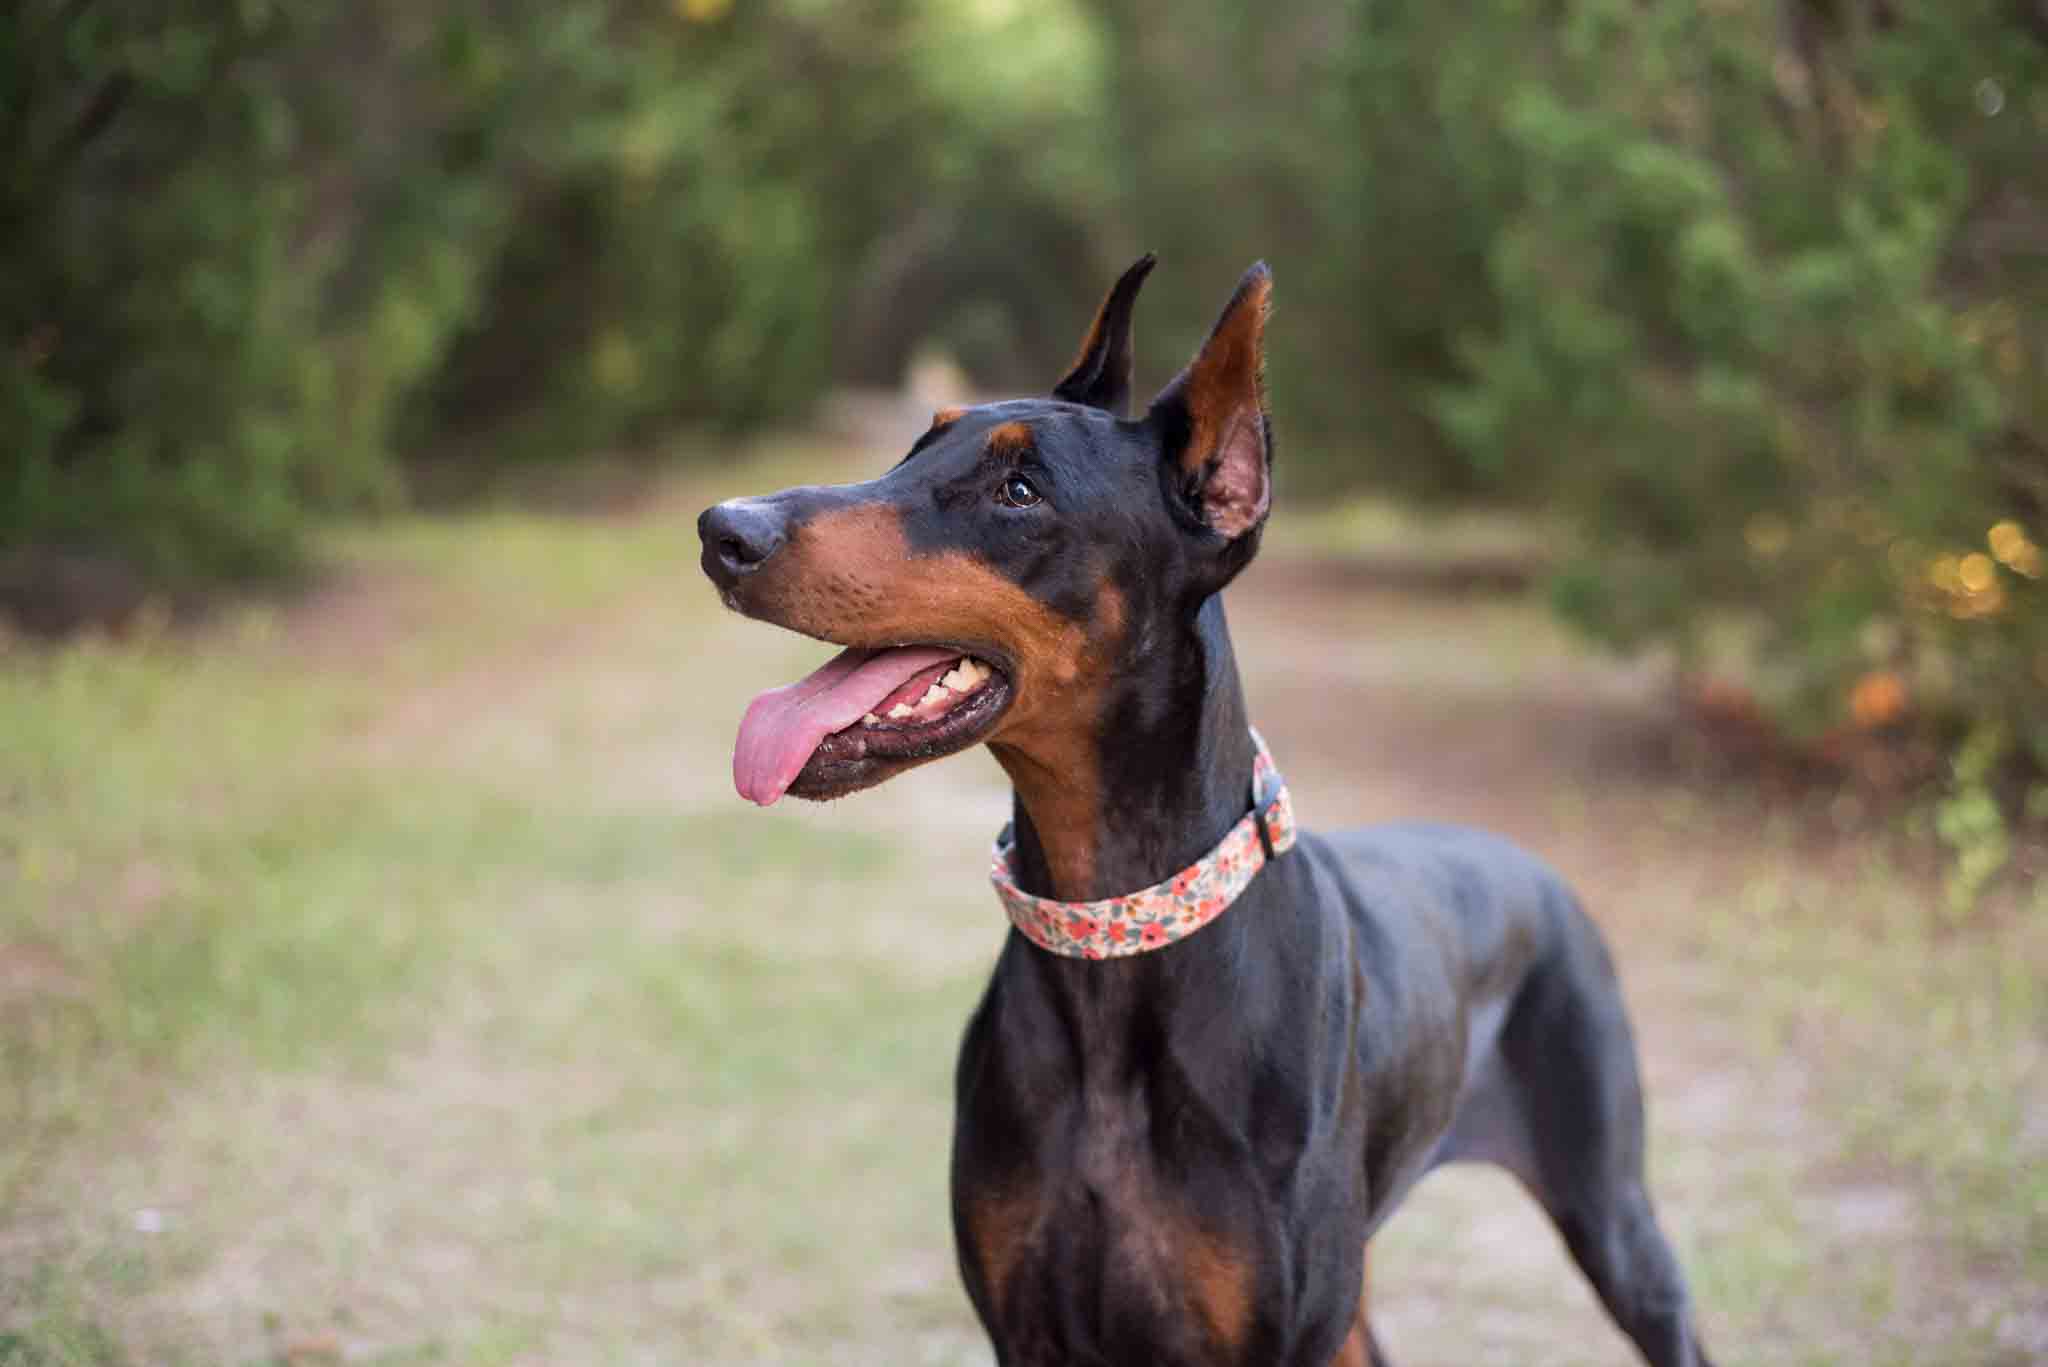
[733, 645, 1013, 805]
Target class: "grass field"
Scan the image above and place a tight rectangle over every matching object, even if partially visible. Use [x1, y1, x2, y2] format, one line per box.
[3, 425, 2043, 1365]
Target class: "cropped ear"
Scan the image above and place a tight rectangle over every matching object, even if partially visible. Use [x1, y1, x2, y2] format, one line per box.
[1052, 253, 1157, 415]
[1150, 262, 1271, 540]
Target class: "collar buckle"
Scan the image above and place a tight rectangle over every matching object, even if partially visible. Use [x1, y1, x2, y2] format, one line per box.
[1253, 802, 1276, 862]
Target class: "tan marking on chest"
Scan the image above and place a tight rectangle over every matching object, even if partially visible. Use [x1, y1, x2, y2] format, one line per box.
[963, 1185, 1042, 1316]
[1082, 1120, 1260, 1358]
[1183, 1229, 1258, 1353]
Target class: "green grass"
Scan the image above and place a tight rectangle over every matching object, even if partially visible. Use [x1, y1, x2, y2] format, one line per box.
[1707, 859, 2047, 1294]
[1666, 849, 2043, 1362]
[2, 439, 2041, 1365]
[0, 443, 1012, 1365]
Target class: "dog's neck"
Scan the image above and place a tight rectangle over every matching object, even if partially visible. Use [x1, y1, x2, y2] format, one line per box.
[995, 594, 1256, 905]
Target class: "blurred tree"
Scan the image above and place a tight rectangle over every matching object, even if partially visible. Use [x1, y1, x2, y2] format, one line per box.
[3, 2, 372, 581]
[3, 0, 2041, 797]
[2, 0, 1111, 578]
[1410, 0, 2048, 773]
[1084, 0, 2044, 778]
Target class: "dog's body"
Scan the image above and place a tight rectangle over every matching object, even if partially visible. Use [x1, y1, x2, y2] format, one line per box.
[701, 259, 1712, 1365]
[955, 760, 1696, 1365]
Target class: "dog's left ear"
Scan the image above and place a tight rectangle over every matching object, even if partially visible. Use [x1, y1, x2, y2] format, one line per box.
[1150, 262, 1272, 541]
[1053, 253, 1156, 416]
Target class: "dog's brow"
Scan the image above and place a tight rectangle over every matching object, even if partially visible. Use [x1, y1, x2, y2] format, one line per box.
[984, 421, 1034, 461]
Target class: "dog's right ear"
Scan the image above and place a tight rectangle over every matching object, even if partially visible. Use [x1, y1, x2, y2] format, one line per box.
[1052, 253, 1157, 416]
[1149, 262, 1272, 543]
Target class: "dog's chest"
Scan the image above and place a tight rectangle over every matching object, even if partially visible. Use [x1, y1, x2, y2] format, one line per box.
[960, 1089, 1274, 1365]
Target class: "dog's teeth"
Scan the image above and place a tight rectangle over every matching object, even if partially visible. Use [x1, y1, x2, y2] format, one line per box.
[886, 703, 915, 720]
[920, 683, 948, 705]
[941, 658, 990, 692]
[862, 713, 881, 727]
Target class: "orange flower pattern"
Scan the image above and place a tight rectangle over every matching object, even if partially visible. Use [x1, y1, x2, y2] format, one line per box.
[990, 729, 1297, 959]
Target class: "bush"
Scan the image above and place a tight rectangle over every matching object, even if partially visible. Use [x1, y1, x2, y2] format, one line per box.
[1085, 0, 2045, 778]
[1419, 0, 2048, 771]
[2, 0, 1109, 581]
[2, 4, 385, 581]
[6, 0, 2041, 796]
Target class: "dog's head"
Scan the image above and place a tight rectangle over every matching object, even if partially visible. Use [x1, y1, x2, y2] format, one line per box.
[700, 256, 1273, 805]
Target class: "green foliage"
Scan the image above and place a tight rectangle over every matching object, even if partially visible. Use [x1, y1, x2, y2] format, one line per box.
[3, 0, 1109, 577]
[5, 0, 2042, 798]
[1422, 0, 2048, 775]
[1083, 0, 2045, 784]
[1937, 723, 2013, 916]
[3, 4, 375, 580]
[0, 1318, 128, 1367]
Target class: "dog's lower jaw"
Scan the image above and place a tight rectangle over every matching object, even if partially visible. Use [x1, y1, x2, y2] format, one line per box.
[781, 668, 1014, 801]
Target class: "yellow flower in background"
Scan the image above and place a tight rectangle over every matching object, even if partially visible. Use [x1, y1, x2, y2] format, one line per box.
[675, 0, 733, 21]
[1988, 520, 2041, 578]
[1957, 553, 1997, 593]
[1926, 548, 2012, 619]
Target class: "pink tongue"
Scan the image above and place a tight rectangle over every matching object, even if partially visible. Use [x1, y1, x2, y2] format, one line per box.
[733, 645, 960, 805]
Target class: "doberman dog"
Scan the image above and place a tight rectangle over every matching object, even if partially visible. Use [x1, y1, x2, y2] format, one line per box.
[699, 258, 1714, 1366]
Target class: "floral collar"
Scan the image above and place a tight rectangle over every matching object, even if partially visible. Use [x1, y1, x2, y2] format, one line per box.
[990, 729, 1297, 959]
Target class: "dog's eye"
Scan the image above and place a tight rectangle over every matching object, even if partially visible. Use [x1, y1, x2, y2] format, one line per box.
[999, 475, 1042, 509]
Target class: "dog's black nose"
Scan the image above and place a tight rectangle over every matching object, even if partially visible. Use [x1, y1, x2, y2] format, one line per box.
[699, 499, 788, 588]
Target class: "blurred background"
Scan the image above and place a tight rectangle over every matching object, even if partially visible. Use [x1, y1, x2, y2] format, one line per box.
[3, 1, 2043, 1363]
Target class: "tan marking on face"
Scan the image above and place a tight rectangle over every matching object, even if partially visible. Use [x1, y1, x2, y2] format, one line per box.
[963, 1185, 1040, 1316]
[986, 421, 1034, 458]
[931, 406, 969, 429]
[986, 578, 1121, 897]
[742, 504, 1124, 897]
[987, 738, 1099, 899]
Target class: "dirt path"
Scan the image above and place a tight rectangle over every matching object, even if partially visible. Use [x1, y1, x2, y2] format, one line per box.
[8, 415, 2039, 1366]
